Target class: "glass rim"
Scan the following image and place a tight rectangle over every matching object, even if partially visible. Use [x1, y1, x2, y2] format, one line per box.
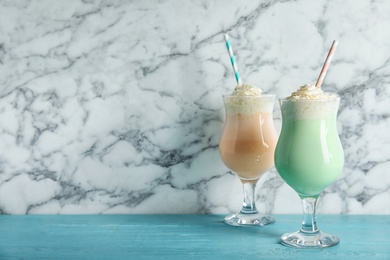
[279, 95, 340, 102]
[222, 94, 276, 98]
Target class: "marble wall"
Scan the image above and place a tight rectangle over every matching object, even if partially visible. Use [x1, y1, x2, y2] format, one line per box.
[0, 0, 389, 214]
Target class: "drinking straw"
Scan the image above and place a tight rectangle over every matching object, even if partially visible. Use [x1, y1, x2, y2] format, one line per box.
[224, 34, 242, 86]
[315, 40, 339, 88]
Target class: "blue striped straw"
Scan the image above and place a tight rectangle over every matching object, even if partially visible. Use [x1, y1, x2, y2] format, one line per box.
[224, 34, 242, 86]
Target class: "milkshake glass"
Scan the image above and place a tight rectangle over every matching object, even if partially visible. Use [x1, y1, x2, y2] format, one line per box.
[274, 96, 344, 248]
[219, 94, 277, 226]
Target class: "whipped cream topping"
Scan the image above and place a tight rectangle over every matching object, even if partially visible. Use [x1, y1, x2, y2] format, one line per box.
[288, 84, 325, 99]
[224, 84, 273, 115]
[231, 84, 262, 96]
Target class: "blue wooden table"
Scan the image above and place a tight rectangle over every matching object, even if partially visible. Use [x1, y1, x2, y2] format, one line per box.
[0, 214, 388, 259]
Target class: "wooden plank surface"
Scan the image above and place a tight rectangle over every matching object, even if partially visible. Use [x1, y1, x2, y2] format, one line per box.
[0, 215, 389, 259]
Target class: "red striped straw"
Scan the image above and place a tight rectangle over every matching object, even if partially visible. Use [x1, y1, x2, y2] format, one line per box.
[315, 40, 339, 88]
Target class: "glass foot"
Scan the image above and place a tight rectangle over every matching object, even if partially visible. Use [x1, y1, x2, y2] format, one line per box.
[281, 230, 340, 248]
[224, 212, 275, 226]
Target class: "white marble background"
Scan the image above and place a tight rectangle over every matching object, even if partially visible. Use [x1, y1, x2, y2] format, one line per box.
[0, 0, 388, 214]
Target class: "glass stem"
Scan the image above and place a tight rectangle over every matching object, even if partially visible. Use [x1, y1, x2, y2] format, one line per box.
[300, 196, 319, 234]
[240, 182, 258, 214]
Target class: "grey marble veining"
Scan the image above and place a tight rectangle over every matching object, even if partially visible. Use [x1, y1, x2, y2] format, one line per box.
[0, 0, 389, 214]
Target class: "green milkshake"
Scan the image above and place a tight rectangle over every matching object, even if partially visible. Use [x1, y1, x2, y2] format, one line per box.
[274, 84, 344, 197]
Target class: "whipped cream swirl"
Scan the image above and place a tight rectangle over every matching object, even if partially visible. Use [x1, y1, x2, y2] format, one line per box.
[231, 84, 262, 96]
[225, 84, 274, 115]
[288, 84, 325, 99]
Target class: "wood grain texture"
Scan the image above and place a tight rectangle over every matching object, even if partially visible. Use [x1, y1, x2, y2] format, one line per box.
[0, 215, 389, 259]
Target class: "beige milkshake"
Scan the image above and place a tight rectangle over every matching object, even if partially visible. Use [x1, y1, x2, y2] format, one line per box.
[219, 85, 277, 183]
[219, 84, 277, 226]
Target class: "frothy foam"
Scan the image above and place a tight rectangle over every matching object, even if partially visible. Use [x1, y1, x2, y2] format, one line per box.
[281, 98, 340, 120]
[282, 84, 340, 119]
[224, 84, 274, 115]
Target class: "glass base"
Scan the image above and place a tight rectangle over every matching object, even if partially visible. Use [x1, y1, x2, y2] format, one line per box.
[281, 230, 340, 248]
[224, 212, 275, 226]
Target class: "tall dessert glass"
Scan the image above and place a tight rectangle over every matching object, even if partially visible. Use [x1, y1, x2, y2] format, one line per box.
[274, 96, 344, 248]
[219, 94, 278, 226]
